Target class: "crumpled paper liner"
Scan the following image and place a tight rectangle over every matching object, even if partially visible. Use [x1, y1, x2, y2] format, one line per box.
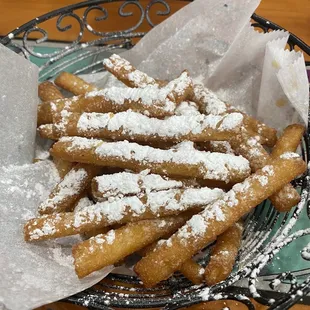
[120, 0, 308, 129]
[1, 0, 309, 309]
[0, 161, 113, 310]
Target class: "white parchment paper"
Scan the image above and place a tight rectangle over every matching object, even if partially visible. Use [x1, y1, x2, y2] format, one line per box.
[0, 162, 113, 310]
[0, 44, 38, 166]
[120, 0, 308, 129]
[0, 0, 309, 308]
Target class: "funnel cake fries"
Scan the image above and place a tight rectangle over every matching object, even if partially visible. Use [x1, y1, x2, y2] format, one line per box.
[268, 124, 305, 211]
[140, 240, 204, 285]
[92, 171, 183, 202]
[134, 155, 306, 287]
[192, 84, 277, 147]
[38, 81, 63, 102]
[73, 214, 191, 278]
[50, 137, 251, 184]
[26, 56, 306, 286]
[24, 187, 224, 241]
[55, 72, 97, 96]
[230, 126, 304, 212]
[103, 54, 165, 88]
[37, 81, 65, 125]
[53, 110, 244, 143]
[204, 222, 243, 286]
[270, 124, 305, 159]
[38, 163, 102, 215]
[37, 71, 193, 125]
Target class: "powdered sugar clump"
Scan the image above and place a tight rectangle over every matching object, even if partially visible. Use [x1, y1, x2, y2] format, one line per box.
[103, 54, 156, 88]
[93, 230, 116, 246]
[193, 84, 229, 115]
[38, 167, 88, 213]
[74, 110, 243, 139]
[280, 152, 300, 159]
[74, 197, 93, 213]
[93, 171, 183, 200]
[175, 101, 200, 116]
[209, 141, 234, 154]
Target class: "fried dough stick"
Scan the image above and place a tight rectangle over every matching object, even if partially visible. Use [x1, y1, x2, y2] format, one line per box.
[140, 240, 204, 285]
[204, 222, 243, 286]
[53, 110, 244, 143]
[192, 84, 277, 147]
[73, 214, 192, 278]
[24, 187, 224, 241]
[230, 125, 304, 212]
[268, 124, 305, 211]
[37, 71, 193, 124]
[38, 163, 102, 215]
[38, 81, 63, 102]
[103, 54, 165, 88]
[50, 137, 251, 184]
[55, 72, 97, 95]
[134, 155, 306, 287]
[38, 81, 74, 178]
[270, 124, 305, 158]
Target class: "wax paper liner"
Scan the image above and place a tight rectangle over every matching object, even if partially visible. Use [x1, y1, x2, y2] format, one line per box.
[0, 162, 113, 310]
[0, 44, 38, 166]
[257, 38, 309, 130]
[119, 0, 308, 128]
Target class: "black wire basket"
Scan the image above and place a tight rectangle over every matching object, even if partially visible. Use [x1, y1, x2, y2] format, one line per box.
[1, 1, 310, 309]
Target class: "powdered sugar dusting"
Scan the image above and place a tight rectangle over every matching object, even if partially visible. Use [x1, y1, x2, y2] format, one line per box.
[209, 141, 234, 154]
[103, 54, 156, 88]
[74, 197, 93, 213]
[175, 101, 200, 116]
[93, 171, 183, 200]
[38, 168, 88, 213]
[73, 110, 243, 139]
[280, 152, 300, 159]
[193, 84, 228, 115]
[262, 166, 274, 176]
[93, 230, 116, 246]
[218, 112, 244, 130]
[51, 247, 74, 267]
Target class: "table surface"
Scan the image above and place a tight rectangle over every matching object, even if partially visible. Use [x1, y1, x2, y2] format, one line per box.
[1, 1, 309, 309]
[0, 0, 309, 60]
